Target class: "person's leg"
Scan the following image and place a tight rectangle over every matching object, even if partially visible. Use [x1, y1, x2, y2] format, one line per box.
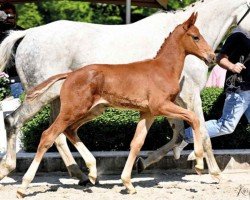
[184, 91, 249, 143]
[245, 106, 250, 122]
[242, 91, 250, 122]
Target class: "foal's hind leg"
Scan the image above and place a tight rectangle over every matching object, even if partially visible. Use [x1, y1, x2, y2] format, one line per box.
[64, 129, 97, 185]
[0, 83, 87, 183]
[54, 134, 89, 184]
[63, 104, 108, 185]
[51, 99, 88, 184]
[17, 115, 71, 198]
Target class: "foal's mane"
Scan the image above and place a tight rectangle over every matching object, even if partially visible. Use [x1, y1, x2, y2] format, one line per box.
[153, 0, 210, 58]
[154, 24, 182, 58]
[154, 33, 171, 58]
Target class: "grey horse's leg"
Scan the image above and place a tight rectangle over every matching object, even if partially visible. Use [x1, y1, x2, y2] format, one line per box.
[50, 99, 88, 184]
[0, 96, 51, 180]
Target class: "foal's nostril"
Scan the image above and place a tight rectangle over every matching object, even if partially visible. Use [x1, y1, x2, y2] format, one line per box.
[211, 53, 216, 62]
[207, 53, 216, 64]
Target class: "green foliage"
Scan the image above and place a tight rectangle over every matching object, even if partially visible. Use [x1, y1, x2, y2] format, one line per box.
[36, 1, 93, 23]
[21, 88, 249, 152]
[16, 3, 43, 29]
[167, 0, 197, 10]
[200, 87, 224, 119]
[16, 1, 117, 27]
[15, 0, 186, 28]
[14, 0, 201, 28]
[89, 4, 122, 24]
[0, 72, 11, 101]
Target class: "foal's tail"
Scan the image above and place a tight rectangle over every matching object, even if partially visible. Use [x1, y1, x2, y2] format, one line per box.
[26, 72, 70, 102]
[0, 30, 28, 72]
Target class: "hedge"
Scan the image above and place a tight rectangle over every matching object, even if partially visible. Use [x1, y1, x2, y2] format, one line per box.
[20, 87, 249, 152]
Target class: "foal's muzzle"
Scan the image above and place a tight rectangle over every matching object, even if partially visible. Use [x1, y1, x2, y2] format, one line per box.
[204, 53, 216, 65]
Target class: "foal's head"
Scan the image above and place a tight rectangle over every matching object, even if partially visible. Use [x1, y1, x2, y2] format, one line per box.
[179, 12, 215, 64]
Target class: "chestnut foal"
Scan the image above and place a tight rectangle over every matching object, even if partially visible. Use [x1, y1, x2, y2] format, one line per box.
[18, 12, 215, 197]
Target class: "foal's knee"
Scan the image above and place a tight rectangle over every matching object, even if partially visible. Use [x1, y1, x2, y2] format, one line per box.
[37, 134, 54, 152]
[130, 140, 144, 153]
[37, 142, 53, 152]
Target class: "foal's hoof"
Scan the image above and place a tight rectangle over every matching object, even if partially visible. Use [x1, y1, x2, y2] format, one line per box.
[194, 165, 203, 175]
[211, 174, 221, 183]
[128, 188, 137, 194]
[88, 175, 97, 185]
[136, 157, 145, 174]
[16, 188, 26, 199]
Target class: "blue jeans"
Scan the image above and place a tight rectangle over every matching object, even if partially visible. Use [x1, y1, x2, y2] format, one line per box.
[184, 90, 250, 143]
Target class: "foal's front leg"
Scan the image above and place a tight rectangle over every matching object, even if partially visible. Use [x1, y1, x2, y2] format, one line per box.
[157, 101, 204, 173]
[54, 134, 89, 184]
[137, 90, 220, 175]
[64, 130, 97, 185]
[121, 112, 154, 194]
[189, 90, 221, 176]
[137, 119, 184, 172]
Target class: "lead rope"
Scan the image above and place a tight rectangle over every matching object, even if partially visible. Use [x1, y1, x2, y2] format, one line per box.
[225, 3, 250, 92]
[237, 4, 250, 26]
[226, 53, 250, 91]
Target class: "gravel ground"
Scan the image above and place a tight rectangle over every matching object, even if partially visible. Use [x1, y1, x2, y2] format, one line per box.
[0, 169, 249, 200]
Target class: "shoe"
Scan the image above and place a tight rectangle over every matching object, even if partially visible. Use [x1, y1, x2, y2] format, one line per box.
[173, 140, 188, 159]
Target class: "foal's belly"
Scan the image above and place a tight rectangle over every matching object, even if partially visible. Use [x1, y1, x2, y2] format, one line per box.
[102, 93, 149, 112]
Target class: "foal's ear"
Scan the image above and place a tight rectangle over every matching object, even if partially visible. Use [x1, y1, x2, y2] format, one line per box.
[183, 12, 198, 31]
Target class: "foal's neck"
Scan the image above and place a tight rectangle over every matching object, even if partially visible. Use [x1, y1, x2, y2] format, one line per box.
[154, 30, 186, 80]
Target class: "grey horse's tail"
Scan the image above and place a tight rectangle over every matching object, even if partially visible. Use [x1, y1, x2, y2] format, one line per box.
[0, 30, 28, 72]
[26, 72, 70, 102]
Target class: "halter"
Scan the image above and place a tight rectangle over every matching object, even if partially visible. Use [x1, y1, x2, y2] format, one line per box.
[237, 3, 250, 25]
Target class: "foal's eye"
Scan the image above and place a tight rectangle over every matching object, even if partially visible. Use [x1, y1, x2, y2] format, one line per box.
[192, 35, 200, 42]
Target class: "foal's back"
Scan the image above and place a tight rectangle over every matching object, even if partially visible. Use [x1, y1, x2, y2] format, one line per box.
[60, 59, 174, 111]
